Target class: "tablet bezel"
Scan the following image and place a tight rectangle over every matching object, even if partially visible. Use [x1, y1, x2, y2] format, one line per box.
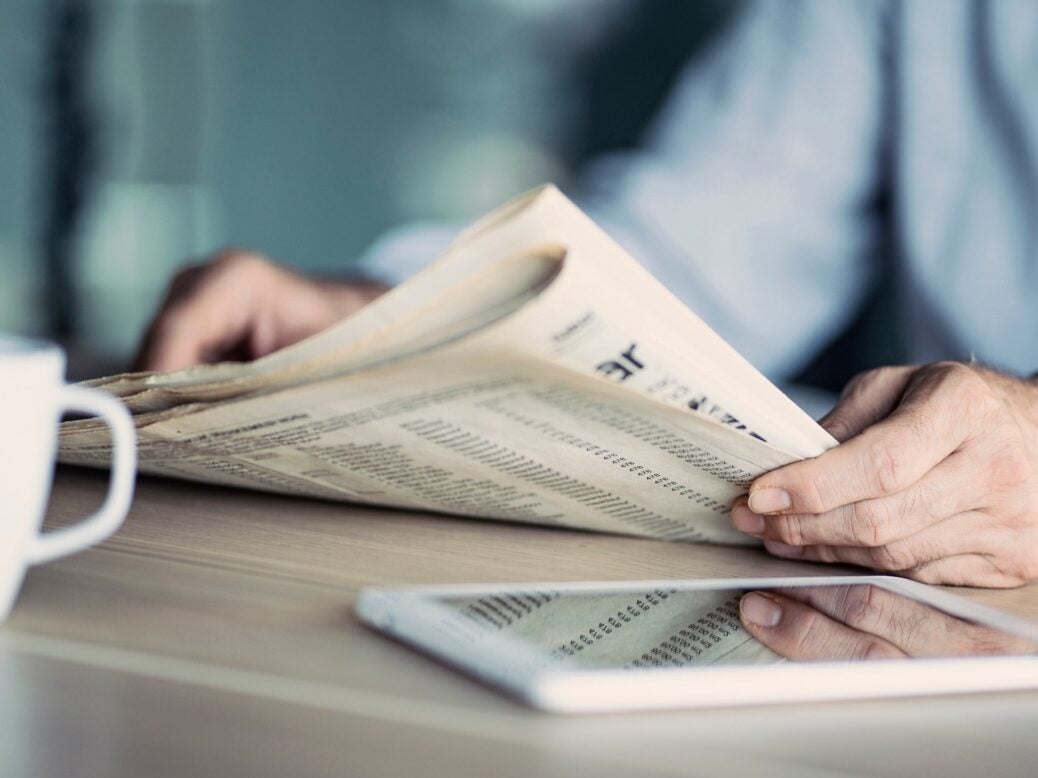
[356, 575, 1038, 713]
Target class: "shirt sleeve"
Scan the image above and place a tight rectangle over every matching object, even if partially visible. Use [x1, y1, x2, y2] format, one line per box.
[356, 0, 890, 381]
[578, 0, 890, 380]
[351, 220, 461, 288]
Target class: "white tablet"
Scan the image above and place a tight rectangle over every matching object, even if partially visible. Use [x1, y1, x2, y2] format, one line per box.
[356, 576, 1038, 712]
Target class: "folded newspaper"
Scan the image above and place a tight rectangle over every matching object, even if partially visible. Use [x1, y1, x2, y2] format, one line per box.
[60, 185, 836, 544]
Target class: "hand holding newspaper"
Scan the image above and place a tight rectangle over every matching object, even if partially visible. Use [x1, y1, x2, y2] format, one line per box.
[60, 186, 836, 544]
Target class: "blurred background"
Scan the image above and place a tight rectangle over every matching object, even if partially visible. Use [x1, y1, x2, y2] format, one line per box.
[0, 0, 736, 372]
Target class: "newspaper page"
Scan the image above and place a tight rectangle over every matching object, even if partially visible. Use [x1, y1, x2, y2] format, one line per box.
[71, 187, 835, 456]
[60, 186, 835, 543]
[61, 347, 800, 543]
[385, 585, 781, 673]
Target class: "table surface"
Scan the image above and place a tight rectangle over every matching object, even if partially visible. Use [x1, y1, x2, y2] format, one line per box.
[3, 467, 1038, 778]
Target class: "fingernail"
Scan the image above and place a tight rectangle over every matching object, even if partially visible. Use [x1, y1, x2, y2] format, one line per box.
[741, 593, 782, 628]
[730, 504, 765, 535]
[764, 540, 804, 557]
[748, 487, 791, 514]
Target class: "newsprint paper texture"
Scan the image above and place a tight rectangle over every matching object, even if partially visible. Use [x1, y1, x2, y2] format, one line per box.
[60, 186, 836, 545]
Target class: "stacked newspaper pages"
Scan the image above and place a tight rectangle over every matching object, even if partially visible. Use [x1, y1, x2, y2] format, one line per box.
[60, 186, 835, 544]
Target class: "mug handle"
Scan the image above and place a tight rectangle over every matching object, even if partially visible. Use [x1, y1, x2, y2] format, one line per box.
[26, 385, 137, 565]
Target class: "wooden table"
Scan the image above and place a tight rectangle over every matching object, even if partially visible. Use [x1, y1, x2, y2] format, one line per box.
[3, 468, 1037, 778]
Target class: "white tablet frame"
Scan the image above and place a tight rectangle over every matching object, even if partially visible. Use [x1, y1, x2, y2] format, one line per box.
[356, 575, 1038, 713]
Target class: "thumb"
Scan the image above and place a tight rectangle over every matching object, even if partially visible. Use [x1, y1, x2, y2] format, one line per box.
[819, 365, 916, 442]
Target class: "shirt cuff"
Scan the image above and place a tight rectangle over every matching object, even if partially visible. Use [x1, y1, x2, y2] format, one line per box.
[352, 221, 460, 287]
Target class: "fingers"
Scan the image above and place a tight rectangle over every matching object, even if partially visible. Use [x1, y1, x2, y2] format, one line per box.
[742, 586, 1037, 658]
[137, 302, 249, 373]
[749, 364, 985, 517]
[733, 362, 1038, 586]
[134, 251, 270, 372]
[134, 250, 389, 373]
[819, 366, 916, 442]
[133, 265, 200, 372]
[909, 552, 1038, 588]
[763, 511, 993, 571]
[733, 450, 979, 548]
[772, 584, 1028, 657]
[739, 591, 906, 661]
[775, 584, 929, 650]
[762, 516, 1038, 587]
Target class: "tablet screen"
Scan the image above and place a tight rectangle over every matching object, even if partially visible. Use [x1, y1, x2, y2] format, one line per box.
[430, 583, 1038, 670]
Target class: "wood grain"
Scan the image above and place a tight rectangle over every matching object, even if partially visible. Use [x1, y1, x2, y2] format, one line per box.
[2, 466, 1036, 778]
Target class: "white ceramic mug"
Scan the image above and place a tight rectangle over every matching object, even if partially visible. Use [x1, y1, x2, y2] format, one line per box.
[0, 335, 136, 622]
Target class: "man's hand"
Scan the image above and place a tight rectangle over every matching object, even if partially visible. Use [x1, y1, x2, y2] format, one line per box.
[730, 362, 1038, 586]
[738, 584, 1038, 660]
[134, 250, 389, 372]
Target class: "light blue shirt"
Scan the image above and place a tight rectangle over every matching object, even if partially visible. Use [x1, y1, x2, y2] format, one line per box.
[360, 0, 1038, 382]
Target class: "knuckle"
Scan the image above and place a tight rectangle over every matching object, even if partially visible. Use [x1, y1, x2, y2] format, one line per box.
[857, 639, 901, 661]
[849, 499, 893, 547]
[930, 360, 975, 383]
[786, 467, 830, 514]
[840, 369, 873, 398]
[840, 367, 889, 403]
[842, 584, 884, 631]
[996, 550, 1038, 587]
[908, 557, 1018, 587]
[865, 365, 907, 391]
[789, 608, 827, 655]
[855, 366, 891, 389]
[869, 365, 903, 384]
[816, 545, 842, 564]
[807, 544, 839, 564]
[934, 362, 1000, 422]
[864, 435, 905, 495]
[1021, 548, 1038, 583]
[774, 514, 807, 546]
[904, 565, 942, 585]
[211, 248, 271, 275]
[966, 388, 1001, 427]
[988, 440, 1033, 490]
[985, 569, 1026, 588]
